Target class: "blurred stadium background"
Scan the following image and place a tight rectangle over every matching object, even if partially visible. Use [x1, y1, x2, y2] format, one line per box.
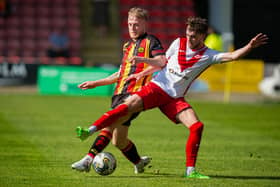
[0, 0, 280, 101]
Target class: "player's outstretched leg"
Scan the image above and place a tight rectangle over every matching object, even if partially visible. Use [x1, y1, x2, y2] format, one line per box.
[75, 104, 129, 140]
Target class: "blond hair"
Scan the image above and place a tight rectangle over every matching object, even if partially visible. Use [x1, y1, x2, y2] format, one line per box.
[128, 7, 149, 21]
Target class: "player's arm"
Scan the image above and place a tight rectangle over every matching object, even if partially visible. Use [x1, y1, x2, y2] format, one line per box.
[219, 33, 268, 63]
[126, 65, 162, 82]
[131, 37, 177, 67]
[128, 54, 166, 68]
[78, 71, 119, 90]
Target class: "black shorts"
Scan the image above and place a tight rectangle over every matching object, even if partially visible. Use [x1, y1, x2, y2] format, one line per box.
[111, 94, 140, 126]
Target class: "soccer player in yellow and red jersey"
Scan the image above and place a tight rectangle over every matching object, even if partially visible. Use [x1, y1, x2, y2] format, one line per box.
[71, 7, 166, 174]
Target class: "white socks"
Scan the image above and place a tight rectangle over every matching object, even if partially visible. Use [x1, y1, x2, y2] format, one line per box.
[186, 167, 195, 176]
[88, 126, 97, 135]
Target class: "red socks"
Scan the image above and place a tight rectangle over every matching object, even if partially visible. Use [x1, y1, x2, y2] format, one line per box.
[92, 104, 128, 131]
[186, 121, 204, 167]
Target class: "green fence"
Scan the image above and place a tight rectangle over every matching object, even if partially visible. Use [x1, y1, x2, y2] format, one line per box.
[38, 66, 118, 96]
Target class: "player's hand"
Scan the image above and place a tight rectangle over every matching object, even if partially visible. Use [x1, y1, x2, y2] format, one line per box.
[249, 33, 268, 49]
[78, 81, 97, 90]
[128, 56, 144, 65]
[125, 73, 143, 82]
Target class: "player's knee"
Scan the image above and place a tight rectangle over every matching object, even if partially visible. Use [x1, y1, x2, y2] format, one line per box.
[111, 140, 121, 149]
[125, 95, 143, 113]
[189, 121, 204, 132]
[112, 138, 119, 147]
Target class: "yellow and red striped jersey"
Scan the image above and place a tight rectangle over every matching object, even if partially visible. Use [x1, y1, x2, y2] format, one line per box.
[114, 33, 164, 95]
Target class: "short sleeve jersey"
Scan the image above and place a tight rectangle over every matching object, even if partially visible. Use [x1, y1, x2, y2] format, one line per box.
[152, 37, 223, 98]
[114, 33, 165, 95]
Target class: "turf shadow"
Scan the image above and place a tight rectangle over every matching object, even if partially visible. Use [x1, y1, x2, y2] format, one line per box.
[86, 172, 181, 179]
[211, 175, 280, 180]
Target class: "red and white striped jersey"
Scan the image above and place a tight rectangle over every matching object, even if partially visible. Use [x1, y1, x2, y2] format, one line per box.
[152, 37, 223, 98]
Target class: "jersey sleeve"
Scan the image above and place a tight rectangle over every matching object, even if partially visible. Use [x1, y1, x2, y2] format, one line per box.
[149, 35, 165, 57]
[213, 53, 224, 64]
[207, 49, 223, 64]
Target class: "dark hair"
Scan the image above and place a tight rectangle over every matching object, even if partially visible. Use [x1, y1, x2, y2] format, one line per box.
[186, 17, 208, 34]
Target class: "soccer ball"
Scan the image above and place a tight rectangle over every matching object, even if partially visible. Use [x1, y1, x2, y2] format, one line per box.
[92, 152, 117, 176]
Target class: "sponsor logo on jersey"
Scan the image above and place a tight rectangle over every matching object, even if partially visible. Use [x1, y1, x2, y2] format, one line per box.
[168, 68, 189, 80]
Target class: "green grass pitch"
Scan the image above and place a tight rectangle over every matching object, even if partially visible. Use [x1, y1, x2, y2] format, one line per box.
[0, 94, 279, 187]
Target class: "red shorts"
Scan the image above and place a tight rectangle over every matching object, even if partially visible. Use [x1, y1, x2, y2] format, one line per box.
[135, 82, 191, 124]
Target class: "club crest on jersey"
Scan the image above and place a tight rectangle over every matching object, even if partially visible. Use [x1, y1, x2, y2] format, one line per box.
[138, 47, 144, 53]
